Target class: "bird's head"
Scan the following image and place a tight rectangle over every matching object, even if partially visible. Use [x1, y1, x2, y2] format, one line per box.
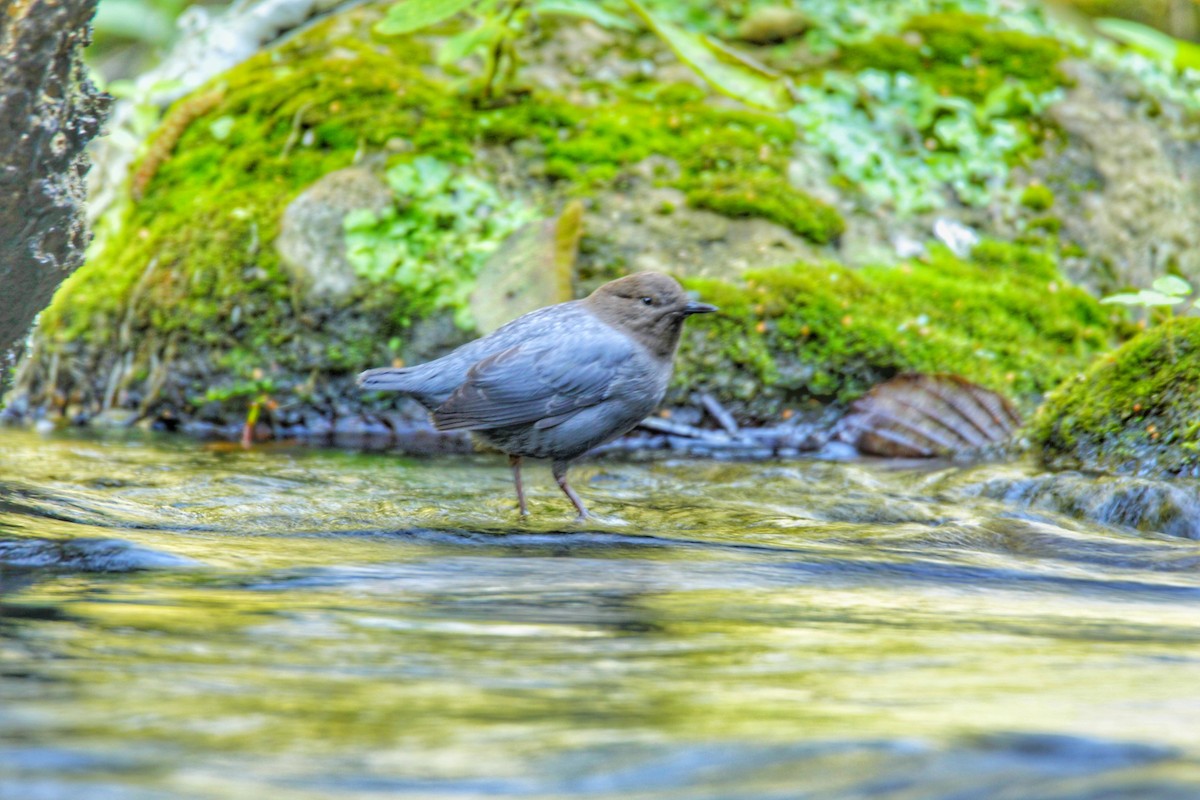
[585, 273, 717, 358]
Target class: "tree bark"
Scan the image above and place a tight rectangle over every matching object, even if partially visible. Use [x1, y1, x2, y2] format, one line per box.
[0, 0, 108, 395]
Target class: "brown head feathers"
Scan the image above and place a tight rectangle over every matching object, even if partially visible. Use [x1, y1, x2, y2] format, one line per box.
[583, 273, 717, 359]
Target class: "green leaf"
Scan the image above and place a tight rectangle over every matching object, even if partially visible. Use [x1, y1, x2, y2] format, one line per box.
[375, 0, 480, 36]
[700, 32, 782, 80]
[438, 19, 503, 66]
[624, 0, 789, 111]
[1152, 274, 1192, 298]
[534, 0, 636, 30]
[1095, 17, 1200, 71]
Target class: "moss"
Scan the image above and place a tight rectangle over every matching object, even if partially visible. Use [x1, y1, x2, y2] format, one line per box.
[840, 13, 1069, 102]
[686, 174, 844, 243]
[1030, 318, 1200, 477]
[672, 241, 1121, 420]
[1028, 215, 1062, 234]
[1020, 183, 1056, 211]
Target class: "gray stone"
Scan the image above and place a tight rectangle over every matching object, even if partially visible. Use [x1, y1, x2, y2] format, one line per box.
[581, 182, 821, 284]
[275, 166, 392, 301]
[1047, 63, 1200, 294]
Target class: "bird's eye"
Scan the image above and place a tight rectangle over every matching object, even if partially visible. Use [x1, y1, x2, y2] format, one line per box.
[640, 296, 654, 306]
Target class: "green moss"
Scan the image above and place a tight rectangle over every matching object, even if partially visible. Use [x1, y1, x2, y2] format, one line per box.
[686, 175, 844, 243]
[840, 13, 1069, 101]
[1020, 183, 1056, 211]
[673, 241, 1120, 419]
[481, 94, 841, 241]
[1030, 318, 1200, 477]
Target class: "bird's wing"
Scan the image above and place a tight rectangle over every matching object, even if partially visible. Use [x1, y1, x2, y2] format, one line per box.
[432, 336, 632, 432]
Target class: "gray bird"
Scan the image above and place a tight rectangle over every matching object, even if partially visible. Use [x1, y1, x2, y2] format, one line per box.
[358, 272, 717, 519]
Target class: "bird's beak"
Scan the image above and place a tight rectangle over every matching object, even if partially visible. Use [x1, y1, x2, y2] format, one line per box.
[683, 300, 718, 315]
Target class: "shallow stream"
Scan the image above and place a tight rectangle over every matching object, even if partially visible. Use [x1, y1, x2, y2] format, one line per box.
[2, 429, 1199, 798]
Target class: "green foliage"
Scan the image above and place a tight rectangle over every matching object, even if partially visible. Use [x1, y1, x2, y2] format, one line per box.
[674, 241, 1119, 416]
[201, 376, 277, 405]
[1031, 317, 1200, 477]
[789, 71, 1058, 214]
[344, 157, 535, 328]
[786, 11, 1070, 215]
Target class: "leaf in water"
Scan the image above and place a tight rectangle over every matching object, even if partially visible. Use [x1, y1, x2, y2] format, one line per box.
[376, 0, 481, 36]
[1152, 275, 1192, 298]
[534, 0, 636, 31]
[625, 0, 789, 111]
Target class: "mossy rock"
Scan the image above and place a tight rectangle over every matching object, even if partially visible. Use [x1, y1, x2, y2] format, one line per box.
[11, 9, 843, 431]
[672, 240, 1119, 421]
[1031, 318, 1200, 478]
[4, 4, 1130, 436]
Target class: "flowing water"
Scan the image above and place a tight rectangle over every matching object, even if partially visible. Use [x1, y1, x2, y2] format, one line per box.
[2, 428, 1200, 799]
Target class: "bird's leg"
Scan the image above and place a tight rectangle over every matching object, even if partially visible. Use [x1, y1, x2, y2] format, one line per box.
[552, 460, 590, 521]
[509, 454, 528, 517]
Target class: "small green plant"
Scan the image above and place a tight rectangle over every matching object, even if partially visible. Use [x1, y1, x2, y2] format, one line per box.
[788, 69, 1058, 214]
[1102, 275, 1196, 362]
[197, 373, 278, 447]
[375, 0, 788, 108]
[1101, 275, 1195, 316]
[344, 156, 535, 329]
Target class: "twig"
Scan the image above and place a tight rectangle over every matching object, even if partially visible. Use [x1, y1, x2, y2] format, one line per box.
[638, 416, 725, 440]
[698, 392, 741, 437]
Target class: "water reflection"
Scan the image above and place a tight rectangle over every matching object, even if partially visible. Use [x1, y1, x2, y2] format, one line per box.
[2, 430, 1200, 798]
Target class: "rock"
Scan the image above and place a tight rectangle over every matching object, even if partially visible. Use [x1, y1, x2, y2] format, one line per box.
[735, 7, 810, 45]
[581, 184, 820, 285]
[954, 470, 1200, 541]
[836, 373, 1021, 458]
[1046, 63, 1200, 294]
[469, 200, 581, 334]
[1031, 318, 1200, 478]
[276, 166, 392, 301]
[0, 536, 199, 571]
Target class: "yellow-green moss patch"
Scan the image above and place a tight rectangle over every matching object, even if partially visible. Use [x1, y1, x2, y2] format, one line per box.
[839, 12, 1069, 101]
[673, 241, 1119, 420]
[1031, 318, 1200, 477]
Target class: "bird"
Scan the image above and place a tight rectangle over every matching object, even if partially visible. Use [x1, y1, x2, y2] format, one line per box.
[358, 272, 717, 519]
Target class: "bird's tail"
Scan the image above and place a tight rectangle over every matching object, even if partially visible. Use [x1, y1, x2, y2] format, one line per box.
[357, 367, 418, 392]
